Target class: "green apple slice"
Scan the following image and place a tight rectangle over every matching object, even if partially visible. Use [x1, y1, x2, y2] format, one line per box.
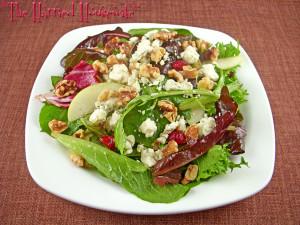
[187, 106, 205, 125]
[68, 82, 122, 122]
[204, 55, 244, 70]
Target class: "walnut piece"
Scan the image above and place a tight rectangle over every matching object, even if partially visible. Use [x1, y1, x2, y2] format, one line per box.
[181, 165, 199, 185]
[48, 120, 68, 133]
[152, 140, 161, 151]
[210, 47, 220, 61]
[72, 129, 90, 141]
[97, 90, 120, 102]
[198, 77, 215, 90]
[120, 42, 133, 57]
[69, 151, 85, 167]
[106, 55, 120, 67]
[139, 63, 160, 79]
[182, 65, 198, 79]
[54, 80, 78, 98]
[196, 39, 211, 53]
[104, 37, 119, 55]
[185, 124, 198, 141]
[162, 140, 178, 157]
[182, 40, 196, 50]
[92, 60, 108, 74]
[167, 69, 184, 83]
[158, 100, 178, 123]
[118, 85, 138, 105]
[154, 31, 177, 41]
[151, 47, 166, 63]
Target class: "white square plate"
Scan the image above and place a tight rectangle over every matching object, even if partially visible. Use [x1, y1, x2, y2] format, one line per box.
[25, 23, 275, 215]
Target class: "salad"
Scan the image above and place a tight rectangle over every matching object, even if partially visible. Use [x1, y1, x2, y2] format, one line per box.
[37, 27, 248, 203]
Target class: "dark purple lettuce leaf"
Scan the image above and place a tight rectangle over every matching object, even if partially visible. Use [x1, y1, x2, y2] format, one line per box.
[75, 27, 132, 49]
[218, 127, 246, 155]
[60, 48, 106, 69]
[60, 27, 132, 69]
[153, 168, 182, 187]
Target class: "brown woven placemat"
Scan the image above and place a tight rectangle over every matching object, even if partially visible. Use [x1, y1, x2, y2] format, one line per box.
[0, 0, 299, 224]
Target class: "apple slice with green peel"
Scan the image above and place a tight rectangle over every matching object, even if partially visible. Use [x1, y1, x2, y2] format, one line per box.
[187, 106, 205, 125]
[204, 55, 244, 70]
[68, 82, 122, 122]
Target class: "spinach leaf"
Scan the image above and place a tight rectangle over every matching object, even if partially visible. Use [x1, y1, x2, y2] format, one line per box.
[115, 101, 140, 154]
[128, 28, 193, 36]
[52, 133, 190, 203]
[51, 76, 62, 88]
[39, 102, 81, 135]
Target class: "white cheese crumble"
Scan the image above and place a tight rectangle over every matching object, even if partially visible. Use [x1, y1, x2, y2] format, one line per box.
[180, 45, 199, 64]
[196, 116, 216, 137]
[105, 110, 122, 132]
[144, 29, 158, 40]
[116, 53, 128, 63]
[125, 135, 135, 155]
[109, 64, 130, 83]
[139, 118, 157, 138]
[130, 39, 153, 63]
[129, 36, 139, 44]
[198, 64, 219, 81]
[151, 39, 162, 48]
[89, 107, 107, 123]
[177, 116, 187, 132]
[164, 79, 193, 91]
[141, 148, 162, 167]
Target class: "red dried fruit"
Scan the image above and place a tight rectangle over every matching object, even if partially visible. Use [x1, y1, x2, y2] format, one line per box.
[204, 50, 212, 60]
[99, 135, 115, 151]
[172, 60, 188, 71]
[168, 131, 186, 144]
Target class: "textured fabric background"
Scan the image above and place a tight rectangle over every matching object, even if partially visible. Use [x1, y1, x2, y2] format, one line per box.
[0, 0, 299, 224]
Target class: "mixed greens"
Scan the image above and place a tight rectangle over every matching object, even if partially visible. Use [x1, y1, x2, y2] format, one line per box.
[37, 27, 248, 203]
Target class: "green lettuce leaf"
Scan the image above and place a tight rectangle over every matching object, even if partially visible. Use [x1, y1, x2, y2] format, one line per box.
[52, 133, 190, 203]
[39, 102, 81, 135]
[193, 145, 248, 182]
[215, 41, 240, 58]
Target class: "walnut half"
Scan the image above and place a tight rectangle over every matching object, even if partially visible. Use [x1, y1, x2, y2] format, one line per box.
[139, 63, 160, 79]
[158, 100, 178, 123]
[118, 85, 138, 105]
[69, 151, 85, 167]
[162, 140, 178, 157]
[54, 80, 78, 98]
[154, 31, 177, 41]
[48, 120, 68, 133]
[168, 69, 184, 83]
[92, 60, 108, 74]
[181, 165, 199, 185]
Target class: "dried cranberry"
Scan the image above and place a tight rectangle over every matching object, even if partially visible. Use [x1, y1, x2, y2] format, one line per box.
[168, 131, 186, 144]
[204, 50, 212, 60]
[172, 60, 188, 71]
[99, 135, 115, 151]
